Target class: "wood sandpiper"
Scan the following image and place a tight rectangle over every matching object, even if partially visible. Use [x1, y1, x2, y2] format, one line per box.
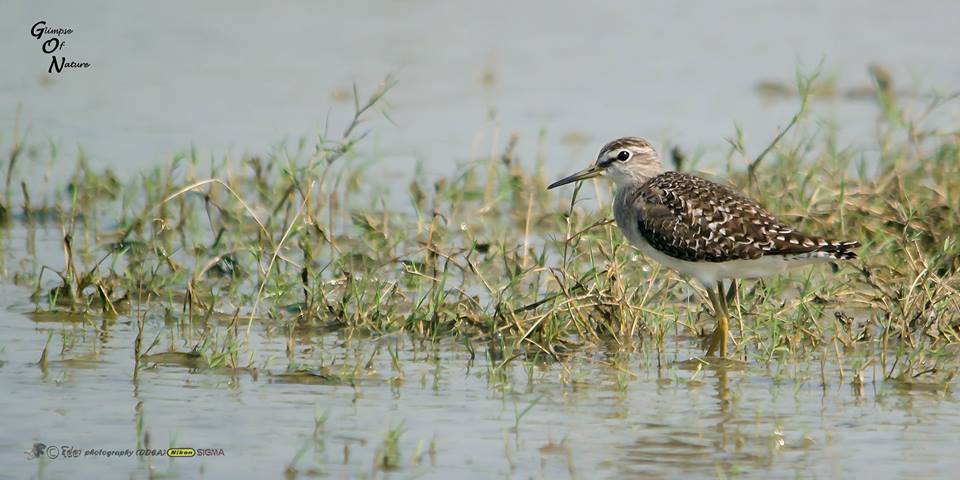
[548, 137, 859, 357]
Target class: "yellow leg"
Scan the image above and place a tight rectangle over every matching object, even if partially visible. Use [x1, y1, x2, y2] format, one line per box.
[716, 281, 729, 357]
[705, 282, 730, 357]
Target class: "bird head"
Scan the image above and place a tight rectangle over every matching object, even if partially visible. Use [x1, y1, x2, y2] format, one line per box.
[548, 137, 663, 190]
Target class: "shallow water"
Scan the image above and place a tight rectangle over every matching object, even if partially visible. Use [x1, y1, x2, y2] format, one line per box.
[4, 2, 960, 479]
[2, 229, 959, 479]
[3, 0, 960, 190]
[2, 289, 958, 479]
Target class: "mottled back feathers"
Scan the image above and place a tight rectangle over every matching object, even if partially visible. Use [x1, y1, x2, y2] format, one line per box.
[624, 171, 859, 263]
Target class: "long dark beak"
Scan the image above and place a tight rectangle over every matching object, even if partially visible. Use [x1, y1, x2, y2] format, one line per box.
[547, 165, 602, 189]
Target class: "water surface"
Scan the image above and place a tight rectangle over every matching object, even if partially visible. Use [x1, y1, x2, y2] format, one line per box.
[1, 227, 959, 479]
[3, 2, 960, 478]
[3, 0, 960, 189]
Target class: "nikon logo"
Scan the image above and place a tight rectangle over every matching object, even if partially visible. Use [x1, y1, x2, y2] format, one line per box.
[167, 448, 196, 457]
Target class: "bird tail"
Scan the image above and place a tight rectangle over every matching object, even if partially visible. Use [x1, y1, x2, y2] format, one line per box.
[814, 240, 860, 260]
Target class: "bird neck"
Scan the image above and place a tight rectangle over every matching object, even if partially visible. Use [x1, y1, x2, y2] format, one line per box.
[613, 180, 642, 207]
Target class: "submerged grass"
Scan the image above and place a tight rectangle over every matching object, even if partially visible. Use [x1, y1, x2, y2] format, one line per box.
[2, 73, 959, 390]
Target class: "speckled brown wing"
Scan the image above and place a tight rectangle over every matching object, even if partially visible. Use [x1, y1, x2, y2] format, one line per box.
[631, 172, 858, 263]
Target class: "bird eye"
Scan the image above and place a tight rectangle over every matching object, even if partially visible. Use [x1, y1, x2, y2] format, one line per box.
[617, 150, 630, 161]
